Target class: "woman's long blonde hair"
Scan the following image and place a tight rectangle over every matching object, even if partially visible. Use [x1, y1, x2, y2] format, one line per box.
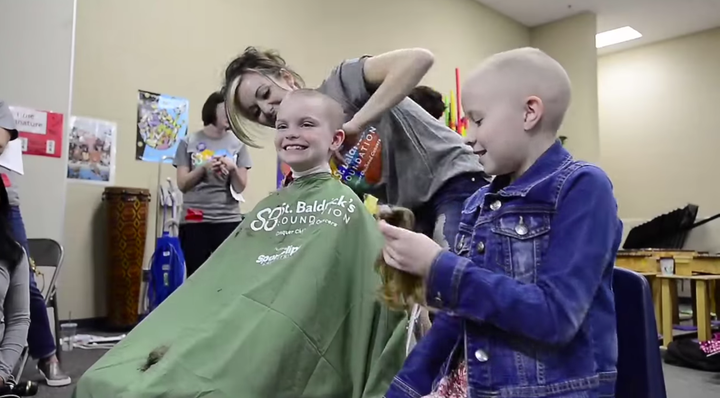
[223, 47, 304, 148]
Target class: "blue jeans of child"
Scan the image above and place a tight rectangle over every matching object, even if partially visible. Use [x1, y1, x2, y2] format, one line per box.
[9, 206, 57, 360]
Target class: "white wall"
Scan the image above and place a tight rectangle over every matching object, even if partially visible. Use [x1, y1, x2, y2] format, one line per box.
[599, 28, 720, 251]
[531, 12, 599, 163]
[0, 0, 76, 247]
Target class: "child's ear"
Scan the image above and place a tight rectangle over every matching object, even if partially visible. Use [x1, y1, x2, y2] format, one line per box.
[523, 96, 544, 131]
[329, 129, 345, 152]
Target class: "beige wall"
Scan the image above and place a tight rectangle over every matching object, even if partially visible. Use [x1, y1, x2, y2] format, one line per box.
[531, 13, 599, 163]
[598, 28, 720, 250]
[64, 0, 529, 319]
[0, 0, 75, 244]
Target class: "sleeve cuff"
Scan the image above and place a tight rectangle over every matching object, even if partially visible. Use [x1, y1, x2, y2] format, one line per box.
[425, 250, 469, 312]
[385, 376, 424, 398]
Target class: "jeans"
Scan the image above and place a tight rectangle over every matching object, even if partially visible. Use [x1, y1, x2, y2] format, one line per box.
[8, 206, 57, 360]
[415, 171, 489, 247]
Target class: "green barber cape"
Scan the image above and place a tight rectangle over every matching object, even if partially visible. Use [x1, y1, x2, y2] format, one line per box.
[74, 174, 408, 398]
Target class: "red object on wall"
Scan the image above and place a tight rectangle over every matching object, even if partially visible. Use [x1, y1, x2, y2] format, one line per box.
[20, 111, 63, 158]
[10, 106, 64, 158]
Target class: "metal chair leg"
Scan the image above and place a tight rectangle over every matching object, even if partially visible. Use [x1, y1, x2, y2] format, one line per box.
[13, 346, 29, 382]
[52, 295, 61, 363]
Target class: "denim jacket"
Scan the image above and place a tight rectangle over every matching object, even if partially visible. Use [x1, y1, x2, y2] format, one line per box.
[386, 141, 623, 398]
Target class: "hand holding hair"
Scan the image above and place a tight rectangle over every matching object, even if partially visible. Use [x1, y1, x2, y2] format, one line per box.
[374, 206, 427, 310]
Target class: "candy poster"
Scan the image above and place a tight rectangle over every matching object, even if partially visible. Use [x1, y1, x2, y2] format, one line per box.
[8, 106, 64, 158]
[136, 90, 189, 162]
[67, 116, 117, 185]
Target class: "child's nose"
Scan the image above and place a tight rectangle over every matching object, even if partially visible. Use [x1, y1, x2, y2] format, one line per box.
[283, 130, 300, 139]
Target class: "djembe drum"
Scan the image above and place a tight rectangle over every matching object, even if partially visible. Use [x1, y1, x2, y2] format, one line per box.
[103, 187, 151, 330]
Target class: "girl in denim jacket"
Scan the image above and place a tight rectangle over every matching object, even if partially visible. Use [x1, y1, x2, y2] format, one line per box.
[379, 48, 623, 398]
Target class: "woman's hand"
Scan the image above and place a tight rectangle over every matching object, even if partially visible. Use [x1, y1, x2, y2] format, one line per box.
[211, 156, 236, 176]
[200, 159, 215, 171]
[342, 119, 364, 139]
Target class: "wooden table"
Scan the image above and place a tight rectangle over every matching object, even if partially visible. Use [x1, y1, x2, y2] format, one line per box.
[656, 274, 720, 346]
[616, 250, 720, 347]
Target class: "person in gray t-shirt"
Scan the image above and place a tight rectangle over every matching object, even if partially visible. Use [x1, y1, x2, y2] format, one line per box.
[224, 47, 488, 248]
[173, 92, 252, 276]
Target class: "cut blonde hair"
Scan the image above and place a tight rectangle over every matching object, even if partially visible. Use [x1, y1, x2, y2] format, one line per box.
[374, 206, 426, 311]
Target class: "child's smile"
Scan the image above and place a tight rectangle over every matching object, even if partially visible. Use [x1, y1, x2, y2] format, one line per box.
[282, 144, 308, 152]
[274, 90, 346, 173]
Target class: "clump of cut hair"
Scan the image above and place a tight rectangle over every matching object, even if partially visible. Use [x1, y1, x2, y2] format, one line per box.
[374, 206, 425, 311]
[140, 345, 169, 372]
[223, 46, 305, 148]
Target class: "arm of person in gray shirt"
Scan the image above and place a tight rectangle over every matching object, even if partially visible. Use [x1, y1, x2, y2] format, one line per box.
[337, 49, 434, 137]
[228, 143, 252, 194]
[0, 253, 30, 382]
[174, 139, 210, 193]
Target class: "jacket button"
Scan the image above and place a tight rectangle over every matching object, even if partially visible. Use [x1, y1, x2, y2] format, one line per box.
[475, 349, 489, 362]
[476, 241, 485, 253]
[489, 200, 502, 211]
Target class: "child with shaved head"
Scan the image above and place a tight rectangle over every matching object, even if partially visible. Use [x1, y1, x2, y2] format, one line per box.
[380, 48, 622, 398]
[74, 88, 408, 397]
[275, 89, 347, 178]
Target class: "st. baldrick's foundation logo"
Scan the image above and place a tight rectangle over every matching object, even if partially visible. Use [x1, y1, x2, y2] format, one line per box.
[249, 195, 358, 233]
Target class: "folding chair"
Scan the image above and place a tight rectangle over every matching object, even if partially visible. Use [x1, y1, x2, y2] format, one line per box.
[13, 239, 65, 381]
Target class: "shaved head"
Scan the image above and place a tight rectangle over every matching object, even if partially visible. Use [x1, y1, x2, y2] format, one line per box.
[274, 89, 346, 173]
[281, 89, 346, 131]
[461, 47, 572, 178]
[467, 47, 571, 132]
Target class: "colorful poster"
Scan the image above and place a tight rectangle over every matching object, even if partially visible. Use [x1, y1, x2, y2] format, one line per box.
[8, 106, 64, 158]
[67, 116, 117, 185]
[136, 90, 189, 162]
